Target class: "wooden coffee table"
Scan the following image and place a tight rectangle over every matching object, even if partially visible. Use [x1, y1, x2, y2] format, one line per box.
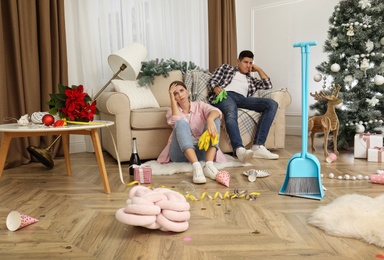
[0, 120, 114, 193]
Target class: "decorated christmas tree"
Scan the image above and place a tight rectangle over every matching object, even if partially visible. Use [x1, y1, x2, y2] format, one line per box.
[311, 0, 384, 149]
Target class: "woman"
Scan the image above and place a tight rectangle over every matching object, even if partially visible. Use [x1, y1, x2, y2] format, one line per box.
[157, 81, 227, 184]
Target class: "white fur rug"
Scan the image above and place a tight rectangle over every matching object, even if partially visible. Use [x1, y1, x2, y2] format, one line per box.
[144, 154, 251, 176]
[307, 193, 384, 247]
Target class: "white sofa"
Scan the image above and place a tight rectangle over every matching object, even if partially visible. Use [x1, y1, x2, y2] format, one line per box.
[97, 70, 292, 162]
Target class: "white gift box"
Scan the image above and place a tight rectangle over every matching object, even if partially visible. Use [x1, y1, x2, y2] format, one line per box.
[354, 133, 383, 159]
[367, 147, 384, 162]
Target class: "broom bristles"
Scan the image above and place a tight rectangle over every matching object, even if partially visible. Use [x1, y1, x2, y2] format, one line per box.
[285, 177, 320, 195]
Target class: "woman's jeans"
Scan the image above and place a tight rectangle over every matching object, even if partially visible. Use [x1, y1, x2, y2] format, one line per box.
[169, 118, 221, 162]
[213, 91, 278, 151]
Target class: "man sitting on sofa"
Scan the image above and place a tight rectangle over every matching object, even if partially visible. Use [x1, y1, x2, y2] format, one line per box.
[207, 50, 279, 163]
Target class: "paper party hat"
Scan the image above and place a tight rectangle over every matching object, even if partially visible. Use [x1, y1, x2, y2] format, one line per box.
[6, 211, 39, 231]
[216, 170, 230, 187]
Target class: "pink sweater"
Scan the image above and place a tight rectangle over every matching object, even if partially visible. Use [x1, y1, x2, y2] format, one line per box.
[157, 101, 227, 163]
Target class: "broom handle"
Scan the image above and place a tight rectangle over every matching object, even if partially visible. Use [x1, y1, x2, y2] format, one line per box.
[293, 41, 317, 157]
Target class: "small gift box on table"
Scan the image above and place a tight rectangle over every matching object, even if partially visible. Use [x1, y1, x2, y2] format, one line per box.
[133, 165, 152, 184]
[367, 147, 384, 162]
[354, 133, 383, 159]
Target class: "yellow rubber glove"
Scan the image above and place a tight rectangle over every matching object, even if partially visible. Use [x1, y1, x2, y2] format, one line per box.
[198, 130, 219, 151]
[198, 130, 210, 151]
[211, 133, 219, 146]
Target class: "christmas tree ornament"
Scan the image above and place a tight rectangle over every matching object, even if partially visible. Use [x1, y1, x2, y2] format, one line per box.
[366, 96, 379, 106]
[330, 37, 338, 48]
[42, 114, 55, 126]
[313, 73, 322, 82]
[380, 37, 384, 45]
[374, 75, 384, 85]
[365, 40, 374, 52]
[346, 25, 354, 42]
[355, 124, 365, 134]
[343, 75, 353, 84]
[331, 63, 340, 72]
[358, 0, 371, 9]
[360, 58, 370, 76]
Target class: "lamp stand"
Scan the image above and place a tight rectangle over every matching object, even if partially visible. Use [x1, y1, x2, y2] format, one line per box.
[93, 64, 127, 100]
[27, 135, 62, 169]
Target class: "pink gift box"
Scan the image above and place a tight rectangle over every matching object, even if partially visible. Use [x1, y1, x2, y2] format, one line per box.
[133, 165, 152, 184]
[354, 133, 383, 159]
[370, 174, 384, 184]
[367, 147, 384, 162]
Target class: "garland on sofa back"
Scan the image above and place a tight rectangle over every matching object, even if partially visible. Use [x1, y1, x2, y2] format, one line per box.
[138, 58, 207, 86]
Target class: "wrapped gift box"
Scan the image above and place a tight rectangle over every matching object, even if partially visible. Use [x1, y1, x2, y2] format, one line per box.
[133, 165, 152, 184]
[367, 147, 384, 162]
[354, 133, 383, 159]
[370, 174, 384, 184]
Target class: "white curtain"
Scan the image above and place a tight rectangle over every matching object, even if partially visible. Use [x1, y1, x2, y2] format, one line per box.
[64, 0, 207, 152]
[64, 0, 208, 96]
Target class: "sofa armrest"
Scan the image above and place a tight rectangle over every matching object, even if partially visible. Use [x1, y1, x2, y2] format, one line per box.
[97, 92, 133, 161]
[253, 88, 292, 109]
[97, 92, 131, 115]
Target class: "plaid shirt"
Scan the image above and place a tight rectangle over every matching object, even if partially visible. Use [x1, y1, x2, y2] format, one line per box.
[207, 64, 273, 104]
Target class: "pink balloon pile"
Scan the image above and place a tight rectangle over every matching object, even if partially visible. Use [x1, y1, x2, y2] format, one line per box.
[115, 186, 190, 232]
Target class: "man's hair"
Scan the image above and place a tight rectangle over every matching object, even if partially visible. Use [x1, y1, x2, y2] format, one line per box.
[238, 50, 254, 60]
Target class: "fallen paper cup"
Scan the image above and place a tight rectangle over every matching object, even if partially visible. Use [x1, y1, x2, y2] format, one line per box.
[248, 169, 257, 182]
[326, 153, 337, 163]
[6, 211, 39, 231]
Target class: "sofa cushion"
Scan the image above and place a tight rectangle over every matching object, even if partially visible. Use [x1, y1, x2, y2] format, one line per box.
[131, 107, 171, 129]
[150, 70, 183, 107]
[112, 79, 160, 109]
[184, 70, 211, 102]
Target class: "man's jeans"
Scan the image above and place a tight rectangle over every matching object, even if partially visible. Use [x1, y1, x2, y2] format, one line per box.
[213, 91, 278, 151]
[169, 118, 221, 162]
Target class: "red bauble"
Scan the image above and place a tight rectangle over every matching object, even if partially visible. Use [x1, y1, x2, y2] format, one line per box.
[42, 114, 55, 126]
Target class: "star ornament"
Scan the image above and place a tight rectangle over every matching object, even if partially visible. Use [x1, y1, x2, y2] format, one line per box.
[358, 0, 371, 9]
[366, 96, 379, 107]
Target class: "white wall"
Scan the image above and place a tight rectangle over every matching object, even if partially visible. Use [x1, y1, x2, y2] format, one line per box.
[236, 0, 338, 135]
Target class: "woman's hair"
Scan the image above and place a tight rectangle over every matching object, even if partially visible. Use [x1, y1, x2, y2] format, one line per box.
[169, 80, 187, 90]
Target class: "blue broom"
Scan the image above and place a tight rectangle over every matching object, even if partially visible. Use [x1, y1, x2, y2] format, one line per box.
[279, 41, 324, 200]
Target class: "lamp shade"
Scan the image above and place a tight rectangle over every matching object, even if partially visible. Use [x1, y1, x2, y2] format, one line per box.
[108, 43, 147, 80]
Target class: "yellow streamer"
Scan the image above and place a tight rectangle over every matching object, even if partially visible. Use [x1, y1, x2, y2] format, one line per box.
[65, 120, 109, 126]
[125, 181, 260, 201]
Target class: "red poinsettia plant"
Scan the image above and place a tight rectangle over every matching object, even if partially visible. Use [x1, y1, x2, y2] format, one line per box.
[46, 84, 98, 122]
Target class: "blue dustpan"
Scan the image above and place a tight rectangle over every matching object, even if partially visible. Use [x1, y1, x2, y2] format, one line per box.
[279, 41, 324, 200]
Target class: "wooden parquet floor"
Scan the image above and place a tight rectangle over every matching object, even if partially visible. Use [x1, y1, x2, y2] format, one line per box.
[0, 135, 383, 259]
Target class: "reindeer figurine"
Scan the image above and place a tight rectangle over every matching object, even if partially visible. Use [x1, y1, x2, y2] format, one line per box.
[308, 84, 342, 156]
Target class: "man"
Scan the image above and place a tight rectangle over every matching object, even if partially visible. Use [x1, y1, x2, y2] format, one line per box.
[207, 50, 279, 163]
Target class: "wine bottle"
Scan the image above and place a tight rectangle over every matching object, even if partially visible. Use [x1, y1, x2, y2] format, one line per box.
[129, 137, 141, 176]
